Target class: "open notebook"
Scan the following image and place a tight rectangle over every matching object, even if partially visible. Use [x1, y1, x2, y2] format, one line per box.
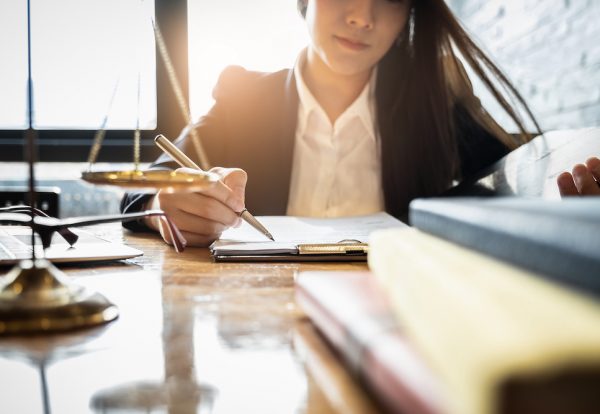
[0, 225, 142, 265]
[210, 212, 406, 262]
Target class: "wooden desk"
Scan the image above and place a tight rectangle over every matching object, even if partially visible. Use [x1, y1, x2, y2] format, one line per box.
[0, 224, 378, 413]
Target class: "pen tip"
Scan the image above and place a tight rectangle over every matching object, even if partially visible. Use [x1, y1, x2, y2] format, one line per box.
[267, 233, 275, 241]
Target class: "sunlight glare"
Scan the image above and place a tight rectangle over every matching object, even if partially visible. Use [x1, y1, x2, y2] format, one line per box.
[188, 0, 308, 119]
[30, 0, 157, 130]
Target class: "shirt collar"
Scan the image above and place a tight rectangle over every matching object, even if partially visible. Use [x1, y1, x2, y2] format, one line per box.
[293, 48, 378, 141]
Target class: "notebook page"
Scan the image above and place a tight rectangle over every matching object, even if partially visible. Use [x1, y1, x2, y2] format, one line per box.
[211, 212, 406, 255]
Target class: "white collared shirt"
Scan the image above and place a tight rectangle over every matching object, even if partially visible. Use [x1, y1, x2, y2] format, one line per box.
[286, 50, 385, 217]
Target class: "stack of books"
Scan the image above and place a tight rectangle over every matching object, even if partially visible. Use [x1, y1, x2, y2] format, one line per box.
[295, 196, 600, 414]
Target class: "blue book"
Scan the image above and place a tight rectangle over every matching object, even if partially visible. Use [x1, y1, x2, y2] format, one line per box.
[409, 197, 600, 298]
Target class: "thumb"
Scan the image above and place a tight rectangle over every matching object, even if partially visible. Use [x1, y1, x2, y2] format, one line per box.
[211, 167, 248, 210]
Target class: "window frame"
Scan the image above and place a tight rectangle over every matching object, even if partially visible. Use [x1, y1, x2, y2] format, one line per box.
[0, 0, 189, 163]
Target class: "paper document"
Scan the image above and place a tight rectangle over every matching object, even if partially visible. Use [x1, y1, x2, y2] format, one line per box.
[211, 212, 406, 257]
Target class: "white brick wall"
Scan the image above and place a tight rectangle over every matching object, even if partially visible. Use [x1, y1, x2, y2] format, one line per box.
[448, 0, 600, 131]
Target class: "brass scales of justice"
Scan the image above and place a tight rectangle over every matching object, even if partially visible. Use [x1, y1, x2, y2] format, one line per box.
[0, 3, 214, 335]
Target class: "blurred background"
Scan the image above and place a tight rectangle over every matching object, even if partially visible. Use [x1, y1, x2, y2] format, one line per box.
[447, 0, 600, 131]
[1, 0, 598, 162]
[189, 0, 600, 133]
[0, 0, 598, 215]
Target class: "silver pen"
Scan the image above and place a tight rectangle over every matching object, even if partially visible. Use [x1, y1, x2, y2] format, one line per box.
[154, 134, 275, 241]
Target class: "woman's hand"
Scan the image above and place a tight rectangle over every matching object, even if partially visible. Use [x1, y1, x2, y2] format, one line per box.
[145, 167, 247, 247]
[557, 157, 600, 197]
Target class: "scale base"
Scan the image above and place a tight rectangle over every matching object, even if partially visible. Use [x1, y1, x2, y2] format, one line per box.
[0, 259, 118, 335]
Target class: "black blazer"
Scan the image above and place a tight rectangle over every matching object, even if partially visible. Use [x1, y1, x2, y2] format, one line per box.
[121, 66, 508, 230]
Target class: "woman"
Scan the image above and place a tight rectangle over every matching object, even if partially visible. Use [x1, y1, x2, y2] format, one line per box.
[121, 0, 596, 247]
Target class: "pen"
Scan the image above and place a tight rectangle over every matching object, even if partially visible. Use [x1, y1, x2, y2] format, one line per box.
[154, 134, 275, 241]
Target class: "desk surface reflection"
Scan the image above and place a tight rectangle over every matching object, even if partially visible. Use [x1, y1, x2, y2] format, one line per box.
[0, 223, 374, 414]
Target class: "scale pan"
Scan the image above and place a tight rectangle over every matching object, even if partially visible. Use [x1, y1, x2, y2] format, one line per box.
[81, 169, 220, 191]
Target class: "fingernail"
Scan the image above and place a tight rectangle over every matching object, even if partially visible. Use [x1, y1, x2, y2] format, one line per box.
[572, 164, 586, 178]
[557, 172, 570, 184]
[234, 199, 245, 212]
[588, 157, 600, 173]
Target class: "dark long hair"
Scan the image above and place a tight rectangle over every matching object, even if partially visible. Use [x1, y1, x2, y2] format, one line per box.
[298, 0, 541, 217]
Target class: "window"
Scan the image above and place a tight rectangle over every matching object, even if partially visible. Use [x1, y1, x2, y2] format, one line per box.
[0, 0, 308, 161]
[32, 0, 157, 130]
[187, 0, 308, 119]
[0, 0, 156, 130]
[0, 0, 184, 162]
[0, 0, 28, 129]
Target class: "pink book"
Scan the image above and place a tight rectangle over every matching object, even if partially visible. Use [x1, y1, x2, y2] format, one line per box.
[296, 271, 447, 414]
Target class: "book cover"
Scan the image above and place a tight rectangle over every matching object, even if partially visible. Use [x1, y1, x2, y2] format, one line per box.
[409, 197, 600, 297]
[369, 227, 600, 414]
[293, 320, 382, 414]
[296, 271, 447, 414]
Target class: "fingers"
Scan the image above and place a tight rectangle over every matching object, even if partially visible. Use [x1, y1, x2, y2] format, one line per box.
[557, 172, 579, 197]
[178, 230, 220, 247]
[586, 157, 600, 181]
[209, 167, 248, 212]
[158, 224, 220, 247]
[159, 224, 221, 247]
[156, 208, 224, 247]
[169, 209, 227, 235]
[170, 166, 245, 213]
[151, 190, 241, 247]
[145, 166, 249, 247]
[557, 157, 600, 197]
[572, 163, 600, 196]
[177, 192, 239, 227]
[156, 191, 240, 227]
